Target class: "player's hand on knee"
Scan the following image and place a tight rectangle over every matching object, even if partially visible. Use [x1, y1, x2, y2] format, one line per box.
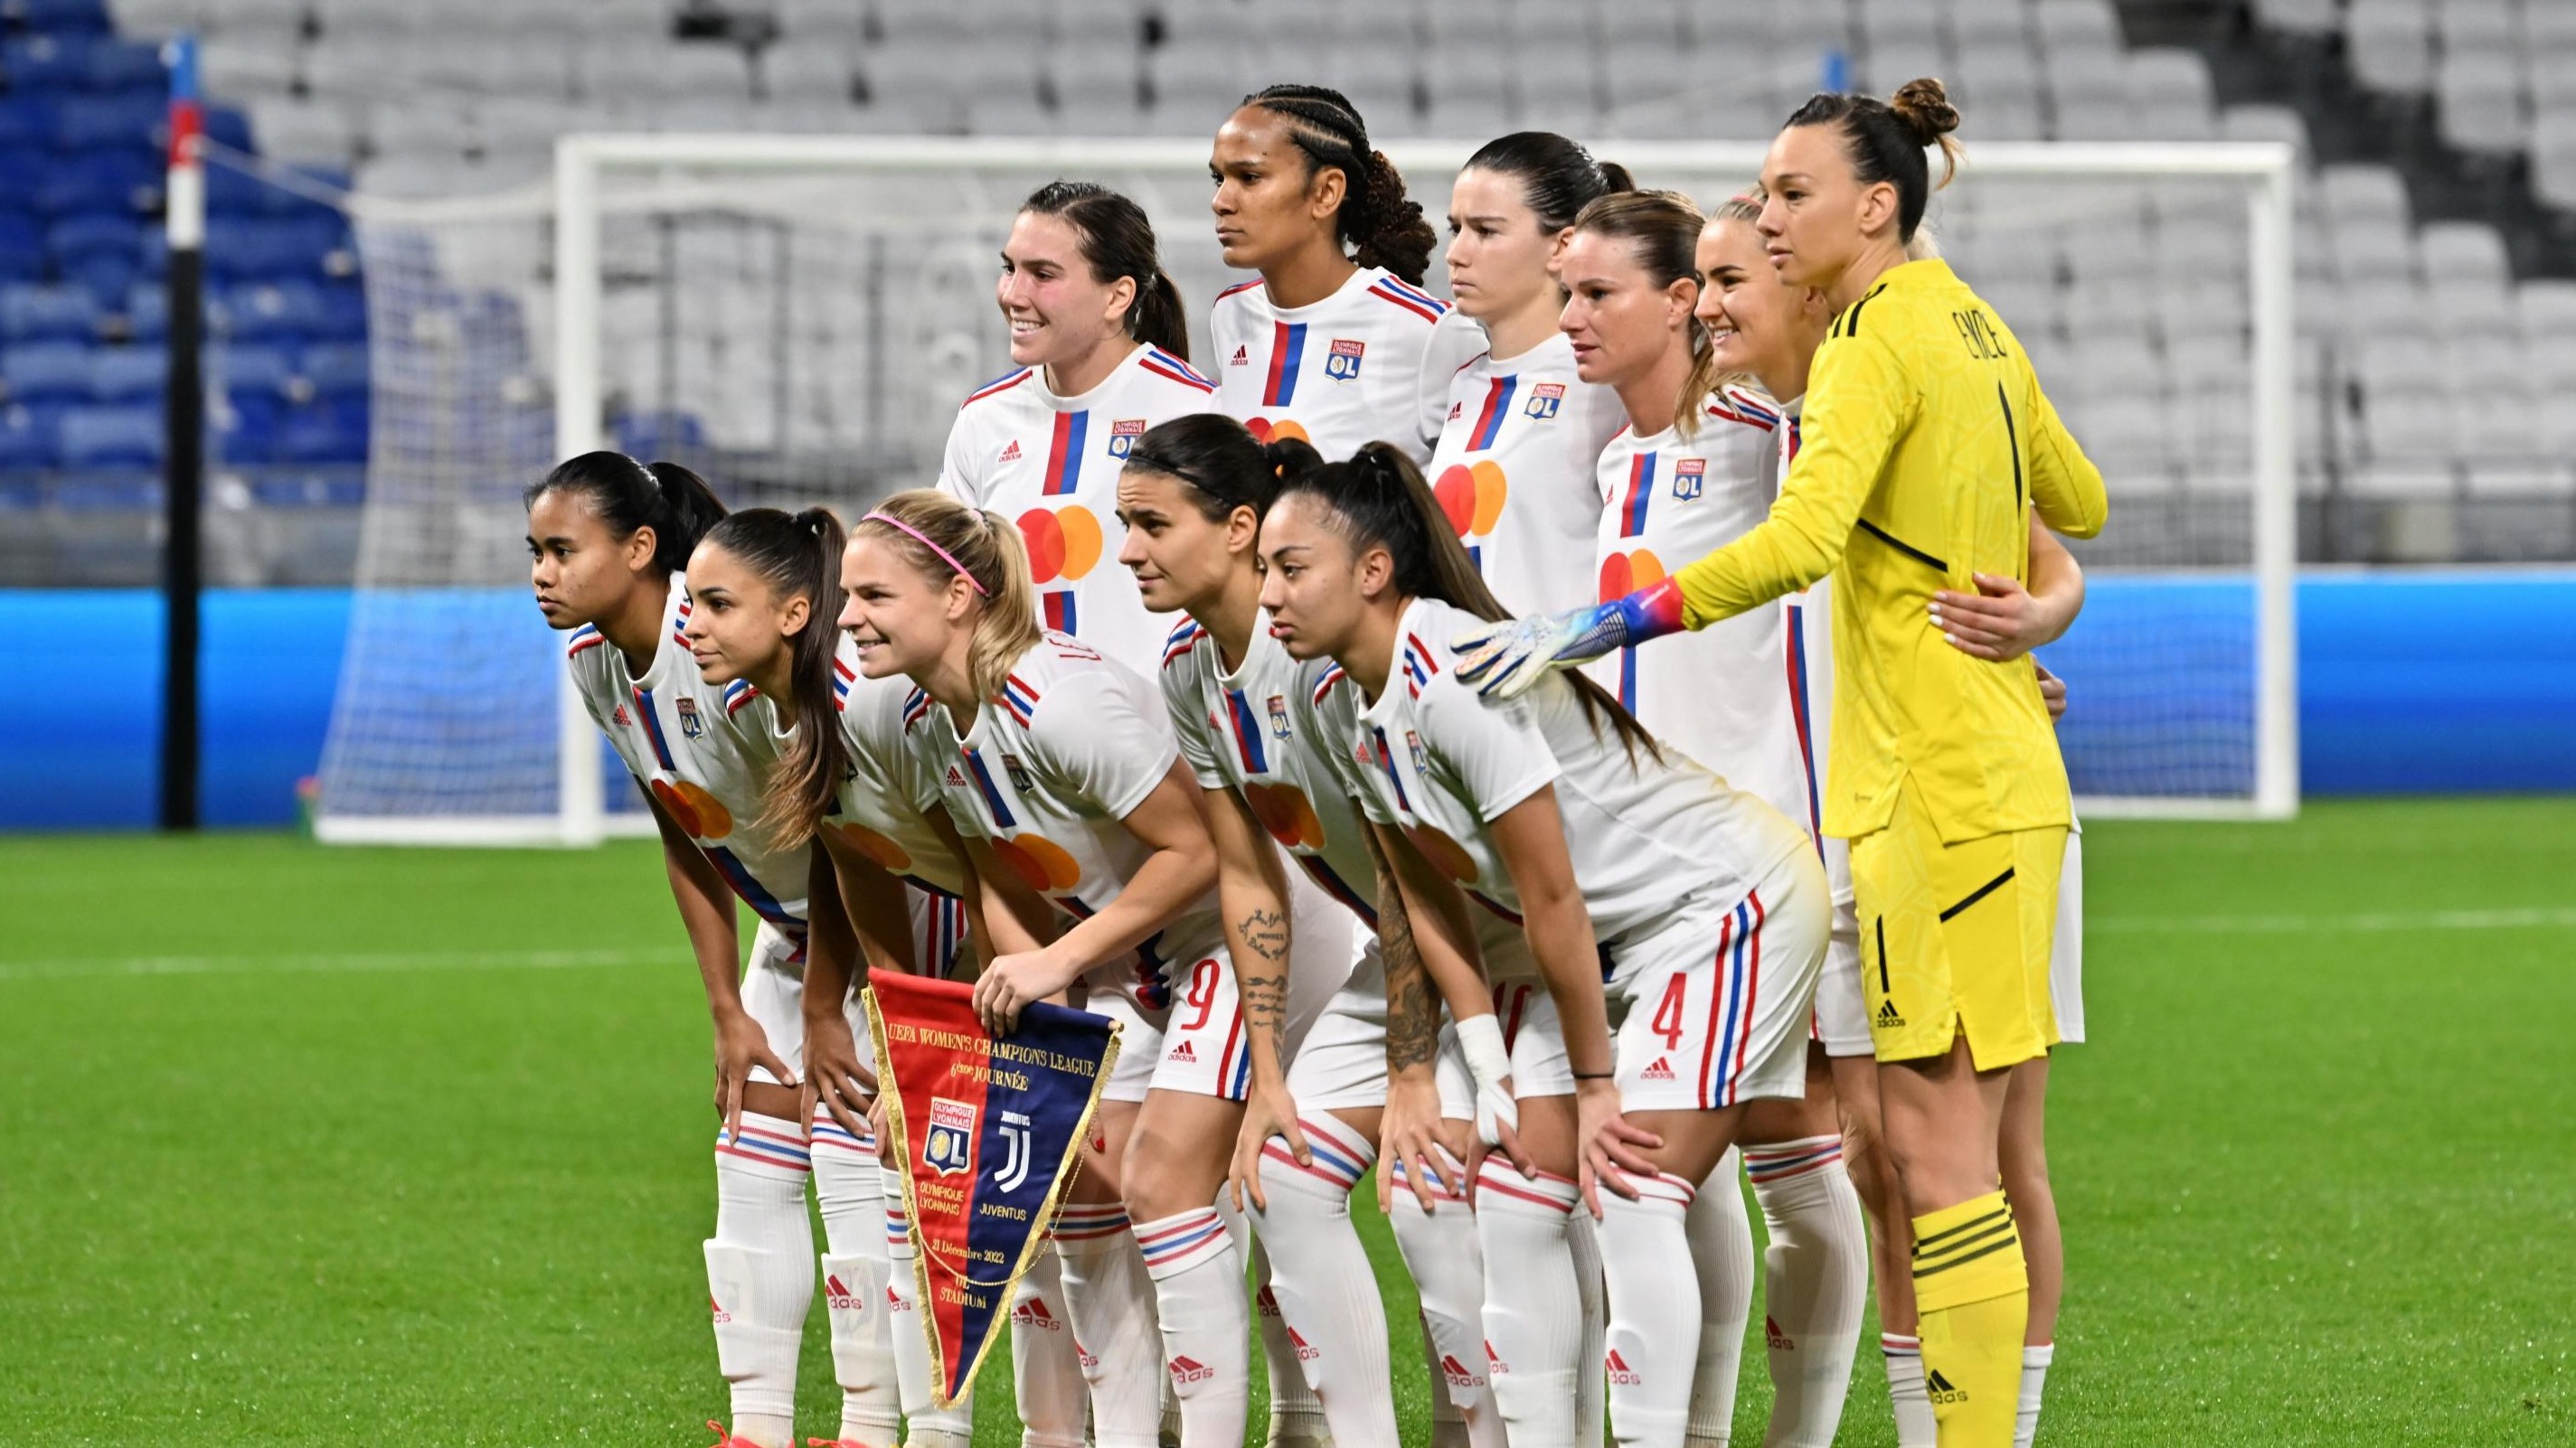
[1575, 1078, 1658, 1218]
[1231, 1079, 1306, 1213]
[802, 1011, 876, 1140]
[1377, 1069, 1452, 1212]
[712, 1007, 795, 1146]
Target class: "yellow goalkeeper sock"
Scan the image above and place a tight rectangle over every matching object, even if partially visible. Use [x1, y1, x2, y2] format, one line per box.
[1910, 1190, 2028, 1447]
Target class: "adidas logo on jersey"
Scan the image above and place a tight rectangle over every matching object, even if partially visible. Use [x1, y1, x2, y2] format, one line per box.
[947, 766, 967, 786]
[612, 705, 632, 727]
[1441, 1353, 1486, 1390]
[1167, 1040, 1198, 1064]
[1014, 1298, 1064, 1331]
[1168, 1355, 1214, 1385]
[1448, 400, 1464, 420]
[1606, 1349, 1642, 1387]
[1877, 999, 1905, 1028]
[825, 1274, 862, 1312]
[1766, 1314, 1794, 1350]
[1290, 1329, 1320, 1362]
[1927, 1368, 1967, 1405]
[1231, 345, 1250, 366]
[997, 439, 1022, 463]
[1640, 1057, 1676, 1082]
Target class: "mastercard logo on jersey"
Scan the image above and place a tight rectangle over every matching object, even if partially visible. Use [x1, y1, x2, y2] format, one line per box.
[1244, 417, 1310, 446]
[1325, 337, 1364, 380]
[1406, 822, 1479, 883]
[1243, 780, 1326, 851]
[1434, 461, 1509, 541]
[649, 776, 732, 839]
[1018, 504, 1103, 584]
[830, 821, 913, 871]
[993, 832, 1083, 893]
[1599, 548, 1666, 602]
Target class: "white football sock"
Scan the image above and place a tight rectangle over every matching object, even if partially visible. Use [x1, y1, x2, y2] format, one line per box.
[1052, 1201, 1164, 1448]
[1385, 1150, 1505, 1448]
[810, 1111, 897, 1446]
[1472, 1156, 1585, 1445]
[1250, 1114, 1397, 1443]
[706, 1113, 813, 1443]
[1598, 1171, 1700, 1447]
[1881, 1333, 1938, 1448]
[2015, 1342, 2054, 1448]
[880, 1165, 971, 1447]
[1217, 1196, 1326, 1442]
[1011, 1247, 1089, 1448]
[1686, 1148, 1754, 1446]
[1745, 1137, 1868, 1448]
[1136, 1207, 1248, 1447]
[1571, 1200, 1609, 1448]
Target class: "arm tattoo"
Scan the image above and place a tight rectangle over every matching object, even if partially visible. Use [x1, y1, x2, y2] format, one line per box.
[1365, 828, 1441, 1073]
[1234, 907, 1291, 1052]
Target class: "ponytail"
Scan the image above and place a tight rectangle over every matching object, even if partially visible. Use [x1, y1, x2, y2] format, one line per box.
[1122, 413, 1323, 524]
[1019, 179, 1192, 362]
[1277, 444, 1660, 763]
[696, 506, 847, 847]
[1241, 84, 1437, 285]
[853, 489, 1043, 704]
[526, 450, 728, 577]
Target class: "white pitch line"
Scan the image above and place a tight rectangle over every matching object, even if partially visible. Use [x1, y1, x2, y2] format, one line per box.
[2090, 907, 2576, 936]
[0, 947, 667, 982]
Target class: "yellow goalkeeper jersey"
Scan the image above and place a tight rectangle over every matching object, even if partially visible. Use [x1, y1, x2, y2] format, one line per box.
[1668, 258, 2108, 843]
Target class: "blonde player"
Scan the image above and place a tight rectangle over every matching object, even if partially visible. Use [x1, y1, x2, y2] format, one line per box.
[939, 180, 1219, 675]
[1259, 444, 1830, 1448]
[1455, 82, 2109, 1448]
[1116, 413, 1515, 1447]
[1426, 131, 1633, 615]
[528, 459, 835, 1448]
[838, 491, 1341, 1448]
[1208, 83, 1448, 462]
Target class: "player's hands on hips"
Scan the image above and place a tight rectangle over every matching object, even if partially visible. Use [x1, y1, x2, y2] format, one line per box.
[973, 945, 1079, 1035]
[2035, 663, 2069, 722]
[1933, 571, 2055, 661]
[1452, 579, 1686, 699]
[799, 1008, 878, 1143]
[1377, 1067, 1457, 1213]
[1229, 1076, 1307, 1213]
[1575, 1077, 1663, 1218]
[712, 1006, 796, 1147]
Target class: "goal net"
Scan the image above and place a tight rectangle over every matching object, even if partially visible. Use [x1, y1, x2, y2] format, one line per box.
[312, 136, 2296, 845]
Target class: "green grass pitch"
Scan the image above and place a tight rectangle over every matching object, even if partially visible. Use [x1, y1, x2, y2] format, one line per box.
[4, 798, 2570, 1445]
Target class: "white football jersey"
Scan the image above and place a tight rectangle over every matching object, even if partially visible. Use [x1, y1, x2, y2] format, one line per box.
[1424, 332, 1625, 616]
[810, 637, 969, 901]
[1313, 596, 1810, 945]
[1209, 266, 1449, 464]
[1771, 394, 1841, 864]
[901, 631, 1227, 1012]
[937, 343, 1221, 675]
[564, 580, 807, 932]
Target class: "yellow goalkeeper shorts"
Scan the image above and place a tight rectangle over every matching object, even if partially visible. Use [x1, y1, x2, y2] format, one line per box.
[1849, 779, 2065, 1070]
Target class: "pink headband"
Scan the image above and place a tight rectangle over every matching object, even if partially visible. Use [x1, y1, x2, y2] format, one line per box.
[863, 511, 989, 596]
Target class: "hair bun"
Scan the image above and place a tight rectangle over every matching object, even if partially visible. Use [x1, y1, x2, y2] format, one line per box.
[1261, 435, 1323, 482]
[1890, 78, 1961, 144]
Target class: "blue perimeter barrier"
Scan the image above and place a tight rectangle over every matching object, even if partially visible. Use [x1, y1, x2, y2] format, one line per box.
[8, 572, 2575, 828]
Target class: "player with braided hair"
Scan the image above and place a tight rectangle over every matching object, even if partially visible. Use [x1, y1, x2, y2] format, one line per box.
[1208, 83, 1452, 466]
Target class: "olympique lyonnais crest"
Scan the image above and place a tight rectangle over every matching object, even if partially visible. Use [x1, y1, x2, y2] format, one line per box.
[1525, 381, 1565, 419]
[866, 971, 1121, 1408]
[1108, 418, 1146, 458]
[1325, 336, 1365, 380]
[675, 696, 703, 739]
[1267, 693, 1290, 740]
[1672, 456, 1707, 502]
[1002, 752, 1037, 795]
[1406, 728, 1430, 778]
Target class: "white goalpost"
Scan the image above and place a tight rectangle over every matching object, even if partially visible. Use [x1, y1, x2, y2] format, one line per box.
[311, 134, 2297, 846]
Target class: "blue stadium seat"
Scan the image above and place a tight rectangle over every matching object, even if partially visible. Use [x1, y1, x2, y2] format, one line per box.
[34, 149, 161, 215]
[262, 169, 352, 220]
[0, 98, 52, 146]
[52, 470, 160, 510]
[48, 213, 142, 304]
[297, 341, 367, 402]
[121, 281, 168, 340]
[2, 282, 101, 340]
[214, 390, 279, 463]
[220, 278, 329, 341]
[81, 40, 165, 92]
[56, 403, 160, 468]
[203, 106, 253, 154]
[250, 469, 366, 508]
[3, 341, 96, 402]
[3, 34, 95, 90]
[0, 402, 57, 470]
[88, 344, 164, 401]
[0, 152, 43, 200]
[615, 411, 705, 457]
[51, 94, 160, 150]
[0, 215, 45, 282]
[208, 216, 348, 281]
[217, 341, 296, 398]
[16, 0, 114, 33]
[278, 397, 366, 464]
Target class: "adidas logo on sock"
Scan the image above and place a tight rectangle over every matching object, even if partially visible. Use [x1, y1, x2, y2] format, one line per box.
[1640, 1056, 1676, 1082]
[1257, 1286, 1283, 1319]
[1167, 1040, 1198, 1063]
[1014, 1299, 1063, 1331]
[1441, 1353, 1486, 1389]
[1877, 999, 1905, 1028]
[709, 1294, 730, 1324]
[997, 439, 1022, 463]
[1766, 1314, 1794, 1350]
[1077, 1340, 1098, 1371]
[825, 1274, 862, 1312]
[1605, 1349, 1642, 1387]
[1291, 1329, 1320, 1362]
[886, 1286, 906, 1312]
[1168, 1355, 1214, 1385]
[1927, 1368, 1967, 1405]
[1484, 1340, 1509, 1375]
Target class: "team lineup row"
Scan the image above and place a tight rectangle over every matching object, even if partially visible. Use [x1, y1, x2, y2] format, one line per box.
[524, 76, 2105, 1448]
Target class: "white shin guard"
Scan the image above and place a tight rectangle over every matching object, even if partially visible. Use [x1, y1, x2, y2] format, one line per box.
[1385, 1152, 1504, 1448]
[1472, 1158, 1585, 1446]
[1137, 1207, 1248, 1448]
[1745, 1138, 1868, 1448]
[812, 1114, 898, 1446]
[1250, 1117, 1398, 1444]
[1010, 1248, 1090, 1448]
[880, 1165, 972, 1445]
[1686, 1148, 1755, 1445]
[1598, 1172, 1702, 1448]
[709, 1114, 817, 1430]
[1571, 1202, 1609, 1448]
[1052, 1202, 1164, 1448]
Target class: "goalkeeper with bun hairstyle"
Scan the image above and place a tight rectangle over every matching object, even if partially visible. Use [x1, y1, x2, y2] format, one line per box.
[1454, 80, 2107, 1448]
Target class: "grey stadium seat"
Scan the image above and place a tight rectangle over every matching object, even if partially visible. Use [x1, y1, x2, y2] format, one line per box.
[2127, 49, 2219, 141]
[248, 96, 359, 166]
[2434, 51, 2524, 155]
[2533, 110, 2576, 209]
[2344, 0, 2434, 94]
[2251, 0, 2342, 35]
